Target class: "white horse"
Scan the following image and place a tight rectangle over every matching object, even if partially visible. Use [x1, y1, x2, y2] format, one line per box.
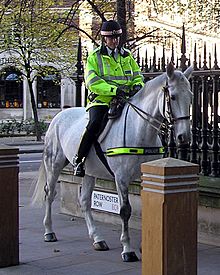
[32, 63, 193, 262]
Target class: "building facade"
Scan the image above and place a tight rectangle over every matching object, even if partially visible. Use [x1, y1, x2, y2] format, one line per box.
[1, 0, 220, 122]
[0, 53, 77, 121]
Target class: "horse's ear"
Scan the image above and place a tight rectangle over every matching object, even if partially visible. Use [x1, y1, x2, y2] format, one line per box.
[166, 62, 175, 78]
[183, 66, 193, 79]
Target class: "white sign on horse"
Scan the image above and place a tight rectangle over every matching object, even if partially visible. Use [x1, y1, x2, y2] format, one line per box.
[91, 190, 120, 214]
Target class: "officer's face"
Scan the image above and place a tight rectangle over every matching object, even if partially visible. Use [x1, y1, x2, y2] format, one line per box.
[104, 36, 120, 49]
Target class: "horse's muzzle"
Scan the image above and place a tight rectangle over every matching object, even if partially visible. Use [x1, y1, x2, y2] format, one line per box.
[177, 134, 191, 146]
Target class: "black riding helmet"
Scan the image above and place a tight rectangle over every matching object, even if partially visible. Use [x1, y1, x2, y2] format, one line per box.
[100, 20, 122, 37]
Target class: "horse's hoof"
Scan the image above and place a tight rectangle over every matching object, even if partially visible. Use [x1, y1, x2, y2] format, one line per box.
[93, 240, 109, 251]
[44, 232, 57, 242]
[121, 251, 139, 262]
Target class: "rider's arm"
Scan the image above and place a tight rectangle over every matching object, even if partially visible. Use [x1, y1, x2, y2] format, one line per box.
[129, 54, 144, 89]
[85, 53, 117, 96]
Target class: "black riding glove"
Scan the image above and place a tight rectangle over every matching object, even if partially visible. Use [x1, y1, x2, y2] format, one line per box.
[116, 87, 126, 98]
[129, 84, 142, 97]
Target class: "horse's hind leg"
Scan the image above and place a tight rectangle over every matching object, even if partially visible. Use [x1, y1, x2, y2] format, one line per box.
[116, 177, 139, 262]
[43, 148, 66, 242]
[80, 175, 109, 251]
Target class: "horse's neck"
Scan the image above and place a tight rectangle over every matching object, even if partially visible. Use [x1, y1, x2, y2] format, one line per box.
[125, 76, 166, 145]
[100, 77, 166, 148]
[128, 106, 159, 144]
[131, 75, 165, 119]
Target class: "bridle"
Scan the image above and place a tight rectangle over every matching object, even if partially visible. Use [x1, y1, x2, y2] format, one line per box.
[121, 82, 191, 135]
[162, 85, 190, 124]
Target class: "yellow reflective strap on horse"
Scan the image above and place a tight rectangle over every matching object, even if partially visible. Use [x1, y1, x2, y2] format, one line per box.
[106, 147, 165, 156]
[106, 147, 144, 156]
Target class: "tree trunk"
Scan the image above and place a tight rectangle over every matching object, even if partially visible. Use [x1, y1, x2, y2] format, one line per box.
[116, 0, 127, 47]
[27, 79, 42, 141]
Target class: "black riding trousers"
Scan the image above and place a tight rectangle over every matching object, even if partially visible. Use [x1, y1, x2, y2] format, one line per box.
[86, 105, 109, 135]
[77, 105, 109, 162]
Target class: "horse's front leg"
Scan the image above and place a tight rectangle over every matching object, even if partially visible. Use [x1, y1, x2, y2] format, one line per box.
[80, 175, 109, 251]
[116, 179, 139, 262]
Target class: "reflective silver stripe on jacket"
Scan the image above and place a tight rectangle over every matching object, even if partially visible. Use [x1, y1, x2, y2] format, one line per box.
[103, 76, 131, 81]
[85, 70, 96, 81]
[86, 70, 96, 77]
[133, 71, 142, 76]
[96, 52, 104, 76]
[86, 75, 132, 87]
[86, 76, 101, 87]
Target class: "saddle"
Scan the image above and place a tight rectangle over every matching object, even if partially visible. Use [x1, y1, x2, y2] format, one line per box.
[108, 85, 141, 119]
[108, 97, 126, 119]
[94, 97, 126, 141]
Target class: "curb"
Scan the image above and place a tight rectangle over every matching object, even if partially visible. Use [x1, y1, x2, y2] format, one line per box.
[5, 142, 44, 146]
[19, 149, 43, 154]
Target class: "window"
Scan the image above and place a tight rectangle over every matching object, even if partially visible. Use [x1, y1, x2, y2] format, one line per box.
[0, 67, 23, 108]
[37, 68, 61, 108]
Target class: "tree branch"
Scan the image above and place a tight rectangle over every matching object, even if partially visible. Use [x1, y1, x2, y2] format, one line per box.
[86, 0, 106, 22]
[54, 23, 99, 46]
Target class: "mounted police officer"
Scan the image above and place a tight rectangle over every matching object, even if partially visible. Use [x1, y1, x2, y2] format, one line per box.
[73, 20, 144, 177]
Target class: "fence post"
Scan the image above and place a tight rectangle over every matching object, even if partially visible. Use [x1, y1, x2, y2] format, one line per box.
[75, 37, 84, 107]
[211, 45, 219, 177]
[141, 157, 199, 275]
[179, 24, 188, 71]
[190, 48, 199, 164]
[0, 146, 19, 267]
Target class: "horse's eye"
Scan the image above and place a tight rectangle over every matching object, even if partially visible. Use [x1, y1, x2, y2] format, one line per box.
[170, 95, 176, 100]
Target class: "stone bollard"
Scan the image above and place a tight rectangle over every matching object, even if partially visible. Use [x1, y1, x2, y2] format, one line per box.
[0, 146, 19, 267]
[141, 157, 199, 275]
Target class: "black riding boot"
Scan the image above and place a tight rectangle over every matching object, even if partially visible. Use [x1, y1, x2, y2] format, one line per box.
[73, 129, 94, 177]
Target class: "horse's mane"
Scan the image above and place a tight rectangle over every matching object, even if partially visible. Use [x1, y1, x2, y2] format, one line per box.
[144, 73, 166, 93]
[131, 72, 167, 102]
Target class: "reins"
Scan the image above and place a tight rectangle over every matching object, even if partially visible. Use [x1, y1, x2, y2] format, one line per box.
[118, 82, 191, 148]
[121, 97, 166, 134]
[120, 83, 191, 134]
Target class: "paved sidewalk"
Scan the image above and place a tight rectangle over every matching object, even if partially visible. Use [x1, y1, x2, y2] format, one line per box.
[0, 171, 219, 274]
[0, 136, 44, 154]
[0, 136, 44, 153]
[1, 172, 142, 275]
[0, 135, 44, 145]
[0, 136, 220, 274]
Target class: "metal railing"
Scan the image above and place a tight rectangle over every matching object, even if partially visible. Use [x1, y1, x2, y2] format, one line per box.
[72, 26, 220, 177]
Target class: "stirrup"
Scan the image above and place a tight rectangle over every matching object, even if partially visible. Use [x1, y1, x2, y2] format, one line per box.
[73, 162, 85, 177]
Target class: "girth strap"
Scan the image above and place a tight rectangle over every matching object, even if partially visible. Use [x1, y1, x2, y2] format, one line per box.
[93, 142, 165, 176]
[93, 140, 115, 177]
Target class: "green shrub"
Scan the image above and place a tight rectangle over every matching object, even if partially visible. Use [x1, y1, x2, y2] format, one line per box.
[0, 119, 49, 136]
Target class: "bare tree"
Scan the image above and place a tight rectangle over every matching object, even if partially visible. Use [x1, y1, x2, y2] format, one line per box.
[116, 0, 127, 46]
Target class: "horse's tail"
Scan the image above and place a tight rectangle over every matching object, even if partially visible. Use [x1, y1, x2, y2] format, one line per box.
[31, 159, 47, 207]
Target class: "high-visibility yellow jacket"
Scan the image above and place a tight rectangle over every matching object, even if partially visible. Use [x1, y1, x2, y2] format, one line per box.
[85, 45, 144, 110]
